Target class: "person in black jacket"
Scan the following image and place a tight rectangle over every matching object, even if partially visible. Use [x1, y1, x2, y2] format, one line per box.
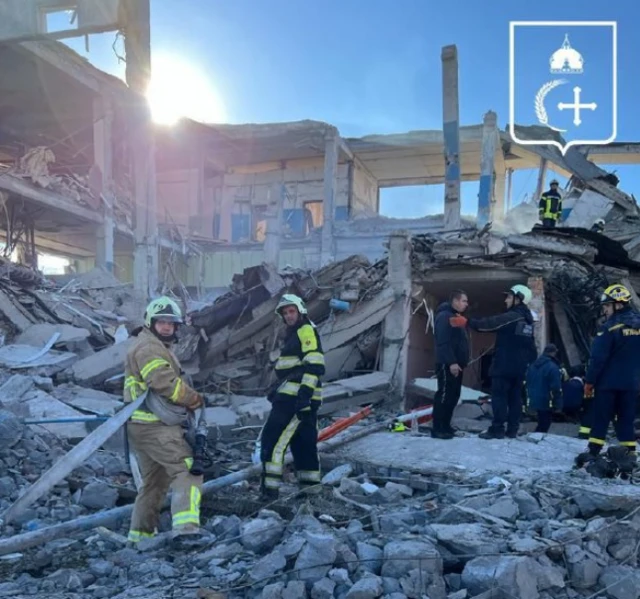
[450, 284, 538, 439]
[260, 294, 325, 498]
[432, 290, 470, 439]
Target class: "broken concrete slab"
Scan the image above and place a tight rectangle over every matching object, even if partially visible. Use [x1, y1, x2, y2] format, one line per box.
[229, 395, 271, 426]
[0, 345, 78, 376]
[51, 386, 123, 416]
[0, 374, 35, 404]
[0, 289, 35, 332]
[334, 432, 601, 476]
[71, 338, 133, 387]
[204, 407, 240, 439]
[16, 324, 90, 348]
[9, 390, 88, 439]
[411, 378, 490, 403]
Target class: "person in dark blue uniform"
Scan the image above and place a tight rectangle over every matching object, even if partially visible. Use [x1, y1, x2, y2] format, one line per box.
[526, 344, 563, 433]
[576, 284, 640, 467]
[450, 285, 538, 439]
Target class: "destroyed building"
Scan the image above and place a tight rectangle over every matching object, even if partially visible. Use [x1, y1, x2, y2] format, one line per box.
[2, 13, 640, 599]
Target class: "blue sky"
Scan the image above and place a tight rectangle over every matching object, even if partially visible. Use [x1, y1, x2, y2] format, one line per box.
[57, 1, 640, 219]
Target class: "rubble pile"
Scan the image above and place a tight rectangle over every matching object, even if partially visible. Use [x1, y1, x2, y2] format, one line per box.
[179, 256, 390, 396]
[0, 409, 130, 535]
[4, 145, 133, 227]
[1, 447, 640, 599]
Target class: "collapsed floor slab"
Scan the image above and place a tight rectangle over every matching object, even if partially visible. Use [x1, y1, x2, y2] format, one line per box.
[333, 432, 604, 477]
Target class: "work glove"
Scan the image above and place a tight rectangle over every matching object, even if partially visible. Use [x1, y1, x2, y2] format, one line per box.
[584, 384, 594, 399]
[184, 392, 204, 411]
[449, 315, 468, 328]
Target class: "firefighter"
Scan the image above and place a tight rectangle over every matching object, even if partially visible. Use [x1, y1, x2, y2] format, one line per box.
[125, 297, 205, 543]
[538, 179, 563, 227]
[261, 294, 325, 497]
[576, 284, 640, 466]
[450, 285, 538, 439]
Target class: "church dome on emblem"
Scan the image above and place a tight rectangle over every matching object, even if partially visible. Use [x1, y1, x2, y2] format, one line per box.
[549, 34, 584, 74]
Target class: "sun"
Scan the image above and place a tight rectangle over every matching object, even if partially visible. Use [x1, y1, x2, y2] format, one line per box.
[147, 54, 226, 126]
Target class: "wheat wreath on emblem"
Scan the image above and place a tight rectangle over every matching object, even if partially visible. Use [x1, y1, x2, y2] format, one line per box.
[535, 79, 568, 132]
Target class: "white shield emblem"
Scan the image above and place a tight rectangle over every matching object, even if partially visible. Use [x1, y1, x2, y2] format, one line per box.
[509, 21, 617, 155]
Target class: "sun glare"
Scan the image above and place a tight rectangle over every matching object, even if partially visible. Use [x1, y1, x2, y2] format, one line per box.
[147, 54, 226, 126]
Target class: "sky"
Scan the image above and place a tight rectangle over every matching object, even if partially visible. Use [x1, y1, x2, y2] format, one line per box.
[53, 0, 640, 219]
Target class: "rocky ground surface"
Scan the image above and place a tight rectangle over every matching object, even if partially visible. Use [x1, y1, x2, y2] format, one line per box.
[2, 406, 640, 599]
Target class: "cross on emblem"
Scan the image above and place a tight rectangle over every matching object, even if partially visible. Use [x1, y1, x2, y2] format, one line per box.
[557, 86, 597, 126]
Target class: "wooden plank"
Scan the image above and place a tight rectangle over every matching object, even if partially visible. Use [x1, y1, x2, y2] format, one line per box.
[551, 301, 582, 367]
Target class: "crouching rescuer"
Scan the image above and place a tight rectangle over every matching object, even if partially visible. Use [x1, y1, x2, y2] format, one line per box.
[261, 294, 325, 497]
[125, 297, 205, 542]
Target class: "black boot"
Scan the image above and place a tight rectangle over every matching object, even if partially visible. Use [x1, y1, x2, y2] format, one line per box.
[431, 428, 454, 440]
[479, 427, 505, 440]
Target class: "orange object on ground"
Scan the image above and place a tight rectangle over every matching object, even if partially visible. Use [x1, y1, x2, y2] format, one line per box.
[318, 405, 372, 442]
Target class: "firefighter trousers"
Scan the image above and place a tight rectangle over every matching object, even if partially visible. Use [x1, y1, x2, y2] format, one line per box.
[260, 401, 320, 490]
[432, 363, 463, 432]
[127, 422, 203, 542]
[588, 389, 637, 455]
[489, 376, 524, 435]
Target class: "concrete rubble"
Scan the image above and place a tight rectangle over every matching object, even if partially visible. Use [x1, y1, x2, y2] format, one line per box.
[0, 166, 640, 597]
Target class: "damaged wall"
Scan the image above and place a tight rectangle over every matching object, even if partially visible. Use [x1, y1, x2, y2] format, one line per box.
[156, 168, 202, 233]
[351, 160, 378, 215]
[217, 158, 350, 243]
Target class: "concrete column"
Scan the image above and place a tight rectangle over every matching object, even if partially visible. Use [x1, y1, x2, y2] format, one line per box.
[506, 168, 514, 211]
[381, 230, 412, 406]
[527, 275, 547, 354]
[442, 45, 461, 230]
[93, 98, 115, 273]
[534, 158, 548, 204]
[321, 134, 338, 265]
[477, 110, 497, 228]
[264, 182, 284, 267]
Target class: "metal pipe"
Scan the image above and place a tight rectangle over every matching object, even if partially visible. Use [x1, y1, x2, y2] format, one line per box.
[23, 417, 109, 425]
[0, 415, 389, 556]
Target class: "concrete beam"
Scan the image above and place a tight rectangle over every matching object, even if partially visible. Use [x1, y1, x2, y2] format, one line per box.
[442, 45, 461, 230]
[506, 168, 514, 211]
[0, 173, 102, 223]
[320, 134, 338, 265]
[381, 230, 412, 406]
[378, 173, 482, 187]
[18, 41, 103, 93]
[478, 111, 497, 228]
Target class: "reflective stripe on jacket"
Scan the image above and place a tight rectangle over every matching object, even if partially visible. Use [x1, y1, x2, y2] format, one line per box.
[538, 190, 562, 220]
[124, 328, 199, 424]
[274, 322, 325, 405]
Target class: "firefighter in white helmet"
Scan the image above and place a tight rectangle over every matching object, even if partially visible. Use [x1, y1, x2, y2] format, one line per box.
[124, 296, 204, 543]
[260, 294, 325, 497]
[450, 285, 538, 439]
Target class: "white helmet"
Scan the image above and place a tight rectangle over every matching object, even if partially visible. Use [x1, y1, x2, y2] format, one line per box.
[508, 284, 532, 305]
[275, 294, 307, 316]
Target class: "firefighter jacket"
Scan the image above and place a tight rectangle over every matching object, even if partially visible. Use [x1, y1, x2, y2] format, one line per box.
[273, 320, 325, 411]
[585, 307, 640, 391]
[539, 189, 562, 221]
[468, 304, 538, 379]
[124, 328, 201, 425]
